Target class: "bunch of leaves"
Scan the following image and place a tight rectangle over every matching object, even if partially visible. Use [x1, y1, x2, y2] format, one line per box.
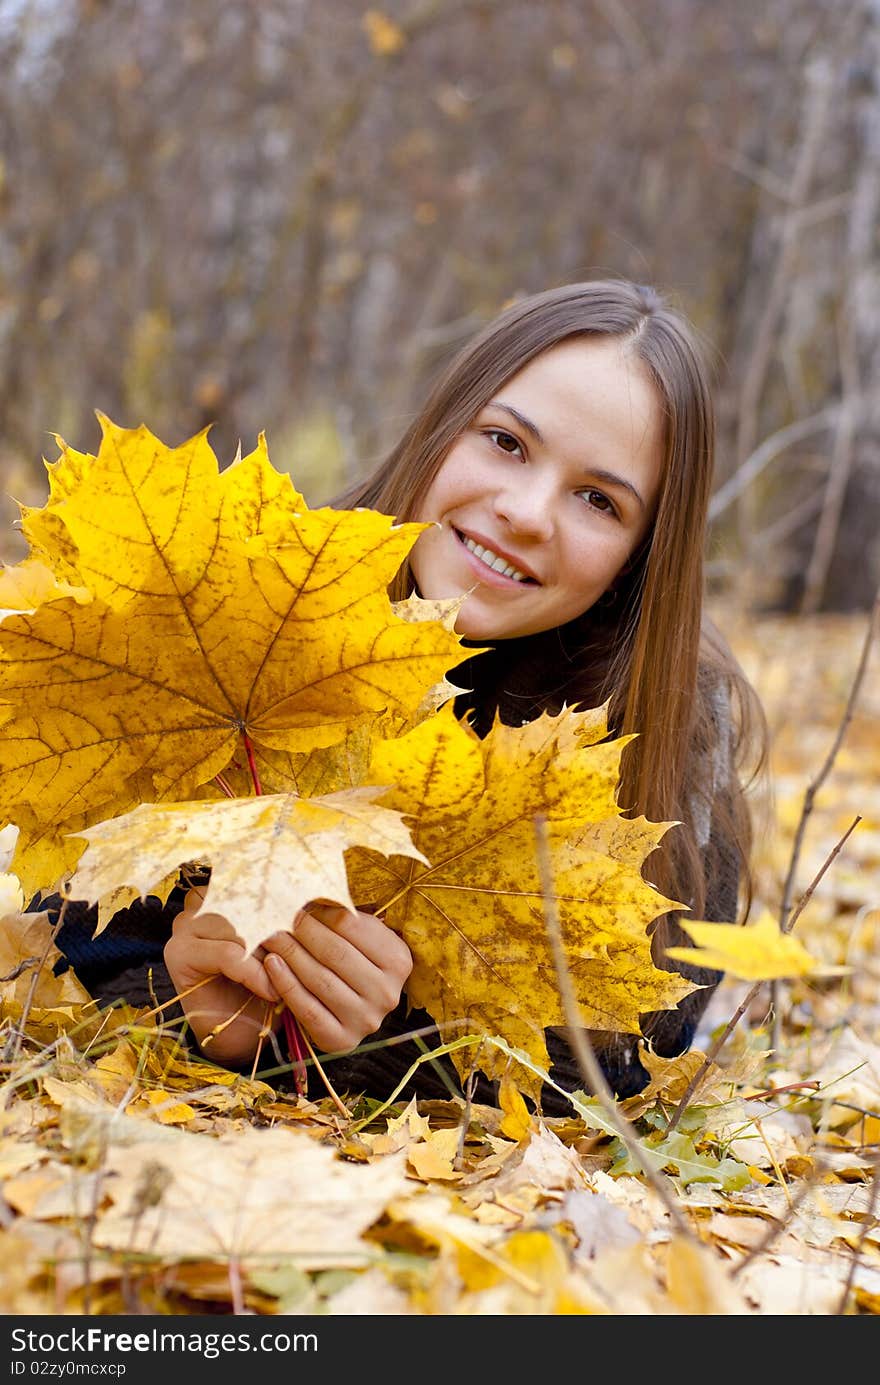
[0, 416, 464, 892]
[0, 416, 697, 1100]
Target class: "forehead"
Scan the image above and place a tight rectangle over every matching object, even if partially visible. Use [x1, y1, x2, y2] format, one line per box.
[492, 336, 664, 456]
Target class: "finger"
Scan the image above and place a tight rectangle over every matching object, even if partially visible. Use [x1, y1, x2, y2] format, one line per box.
[266, 934, 367, 1013]
[325, 910, 412, 976]
[263, 955, 368, 1053]
[165, 934, 279, 1004]
[264, 928, 403, 1024]
[267, 919, 368, 984]
[182, 885, 207, 915]
[176, 898, 242, 942]
[275, 909, 411, 981]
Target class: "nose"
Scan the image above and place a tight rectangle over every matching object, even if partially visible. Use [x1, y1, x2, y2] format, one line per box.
[492, 474, 555, 541]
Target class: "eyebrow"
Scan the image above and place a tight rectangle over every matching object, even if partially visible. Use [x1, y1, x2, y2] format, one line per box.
[586, 467, 647, 511]
[493, 402, 546, 445]
[489, 401, 647, 511]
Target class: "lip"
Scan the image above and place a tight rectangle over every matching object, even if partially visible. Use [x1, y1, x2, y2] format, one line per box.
[453, 527, 541, 585]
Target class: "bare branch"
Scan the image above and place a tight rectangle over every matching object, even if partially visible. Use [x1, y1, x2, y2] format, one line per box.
[533, 815, 695, 1239]
[709, 408, 838, 523]
[769, 587, 880, 1048]
[667, 812, 863, 1135]
[800, 304, 862, 613]
[778, 589, 880, 931]
[735, 56, 836, 556]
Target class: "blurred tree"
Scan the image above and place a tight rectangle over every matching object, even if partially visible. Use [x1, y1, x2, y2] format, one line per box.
[0, 0, 876, 609]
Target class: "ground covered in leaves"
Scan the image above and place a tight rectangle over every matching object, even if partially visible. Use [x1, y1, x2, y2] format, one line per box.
[1, 606, 878, 1317]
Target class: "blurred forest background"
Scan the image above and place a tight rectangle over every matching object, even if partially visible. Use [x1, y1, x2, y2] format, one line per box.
[1, 0, 878, 616]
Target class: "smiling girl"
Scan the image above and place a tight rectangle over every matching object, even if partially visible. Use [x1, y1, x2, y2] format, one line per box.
[61, 279, 767, 1110]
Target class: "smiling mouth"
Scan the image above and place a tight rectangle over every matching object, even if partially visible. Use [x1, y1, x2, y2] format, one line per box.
[454, 529, 538, 584]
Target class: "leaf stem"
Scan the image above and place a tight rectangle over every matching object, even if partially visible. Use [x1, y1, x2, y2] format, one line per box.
[282, 1009, 309, 1097]
[213, 772, 235, 798]
[296, 1025, 352, 1117]
[242, 732, 263, 796]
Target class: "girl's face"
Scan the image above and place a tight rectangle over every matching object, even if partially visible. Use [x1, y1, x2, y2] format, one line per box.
[409, 336, 665, 641]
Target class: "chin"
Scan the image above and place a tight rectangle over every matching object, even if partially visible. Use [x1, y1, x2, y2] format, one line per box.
[454, 616, 529, 642]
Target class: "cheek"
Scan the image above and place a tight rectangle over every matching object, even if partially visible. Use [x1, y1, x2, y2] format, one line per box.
[413, 446, 481, 524]
[560, 527, 633, 598]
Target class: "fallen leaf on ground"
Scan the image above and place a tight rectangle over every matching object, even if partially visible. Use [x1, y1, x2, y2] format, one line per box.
[666, 910, 852, 981]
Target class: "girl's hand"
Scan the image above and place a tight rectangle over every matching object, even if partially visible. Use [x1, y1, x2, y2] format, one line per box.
[163, 888, 281, 1068]
[262, 903, 413, 1054]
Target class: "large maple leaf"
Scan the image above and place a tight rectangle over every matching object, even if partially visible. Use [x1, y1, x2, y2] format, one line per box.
[346, 702, 695, 1100]
[67, 786, 427, 954]
[0, 418, 466, 893]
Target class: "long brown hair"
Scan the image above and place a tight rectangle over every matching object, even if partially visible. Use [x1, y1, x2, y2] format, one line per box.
[336, 279, 766, 928]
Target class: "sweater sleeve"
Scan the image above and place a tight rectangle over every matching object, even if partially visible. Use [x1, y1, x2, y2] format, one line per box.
[46, 889, 182, 1010]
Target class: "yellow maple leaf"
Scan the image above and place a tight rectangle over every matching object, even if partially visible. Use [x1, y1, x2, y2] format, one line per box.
[0, 556, 89, 614]
[67, 786, 426, 954]
[18, 435, 95, 583]
[2, 802, 141, 903]
[0, 417, 465, 893]
[346, 703, 693, 1101]
[665, 910, 853, 982]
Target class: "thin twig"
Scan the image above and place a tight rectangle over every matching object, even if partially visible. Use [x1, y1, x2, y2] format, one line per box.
[730, 1148, 836, 1280]
[784, 814, 861, 937]
[297, 1024, 351, 1118]
[666, 812, 862, 1135]
[779, 592, 879, 929]
[454, 1064, 484, 1173]
[709, 407, 838, 522]
[200, 995, 252, 1045]
[4, 893, 70, 1069]
[730, 1061, 844, 1280]
[533, 815, 694, 1239]
[134, 973, 214, 1024]
[800, 304, 861, 614]
[248, 1002, 273, 1083]
[771, 587, 880, 1048]
[734, 55, 835, 558]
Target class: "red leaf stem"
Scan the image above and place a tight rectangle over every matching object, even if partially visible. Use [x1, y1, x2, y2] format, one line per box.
[282, 1009, 309, 1097]
[242, 732, 263, 796]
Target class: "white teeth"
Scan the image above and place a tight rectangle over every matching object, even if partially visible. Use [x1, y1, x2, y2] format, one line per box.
[461, 534, 530, 582]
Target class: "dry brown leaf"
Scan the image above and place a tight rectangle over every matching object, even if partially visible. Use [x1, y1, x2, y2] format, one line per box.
[93, 1120, 410, 1263]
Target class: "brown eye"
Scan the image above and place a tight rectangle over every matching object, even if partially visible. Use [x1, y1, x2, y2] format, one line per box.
[487, 429, 524, 458]
[580, 489, 616, 515]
